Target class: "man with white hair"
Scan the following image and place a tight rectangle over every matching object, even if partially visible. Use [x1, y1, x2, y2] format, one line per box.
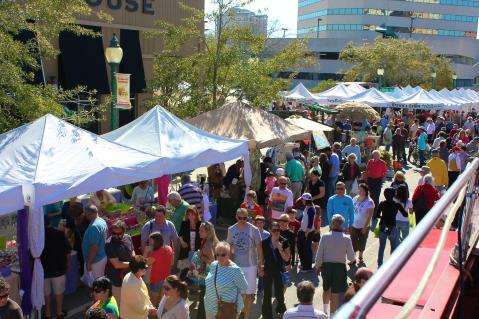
[167, 192, 189, 231]
[269, 176, 294, 221]
[315, 214, 355, 315]
[342, 138, 361, 164]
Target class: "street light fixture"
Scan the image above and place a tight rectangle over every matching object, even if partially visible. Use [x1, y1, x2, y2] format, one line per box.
[105, 33, 123, 131]
[431, 65, 437, 90]
[452, 73, 458, 89]
[316, 18, 322, 39]
[377, 66, 385, 90]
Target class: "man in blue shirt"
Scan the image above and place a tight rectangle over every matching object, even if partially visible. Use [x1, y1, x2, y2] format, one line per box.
[325, 145, 340, 200]
[327, 182, 354, 230]
[417, 127, 428, 166]
[342, 138, 361, 164]
[82, 205, 108, 279]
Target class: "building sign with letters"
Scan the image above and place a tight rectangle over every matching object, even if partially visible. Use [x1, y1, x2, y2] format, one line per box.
[86, 0, 156, 15]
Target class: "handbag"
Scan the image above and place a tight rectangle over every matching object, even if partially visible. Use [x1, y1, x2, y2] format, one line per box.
[214, 264, 238, 319]
[413, 187, 428, 212]
[350, 179, 359, 196]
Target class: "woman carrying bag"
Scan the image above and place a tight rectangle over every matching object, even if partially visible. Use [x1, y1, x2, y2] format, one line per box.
[204, 242, 248, 319]
[342, 153, 361, 196]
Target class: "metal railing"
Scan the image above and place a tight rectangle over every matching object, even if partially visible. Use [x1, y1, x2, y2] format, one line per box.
[334, 158, 479, 319]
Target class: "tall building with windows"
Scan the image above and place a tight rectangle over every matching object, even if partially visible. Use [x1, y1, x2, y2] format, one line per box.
[221, 7, 268, 36]
[290, 0, 479, 87]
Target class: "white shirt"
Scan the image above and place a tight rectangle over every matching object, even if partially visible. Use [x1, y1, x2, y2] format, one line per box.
[269, 187, 294, 220]
[352, 196, 375, 229]
[283, 304, 327, 319]
[432, 136, 445, 149]
[427, 122, 436, 135]
[394, 198, 413, 222]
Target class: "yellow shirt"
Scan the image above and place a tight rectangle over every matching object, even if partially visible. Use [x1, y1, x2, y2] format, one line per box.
[427, 157, 449, 187]
[120, 272, 152, 319]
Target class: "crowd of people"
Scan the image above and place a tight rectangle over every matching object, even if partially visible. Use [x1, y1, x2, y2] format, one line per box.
[2, 108, 474, 319]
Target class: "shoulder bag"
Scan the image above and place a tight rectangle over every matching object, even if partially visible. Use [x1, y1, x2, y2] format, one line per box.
[214, 264, 238, 319]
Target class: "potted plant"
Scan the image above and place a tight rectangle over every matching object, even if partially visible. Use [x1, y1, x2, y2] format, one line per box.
[380, 150, 395, 178]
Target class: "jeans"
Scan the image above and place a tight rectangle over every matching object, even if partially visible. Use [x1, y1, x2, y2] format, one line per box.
[326, 176, 338, 200]
[419, 149, 426, 167]
[396, 220, 410, 244]
[262, 271, 286, 319]
[297, 231, 313, 270]
[378, 226, 399, 267]
[367, 177, 383, 210]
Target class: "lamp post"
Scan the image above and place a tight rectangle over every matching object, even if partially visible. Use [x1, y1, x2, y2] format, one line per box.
[431, 65, 437, 90]
[105, 34, 123, 131]
[316, 18, 322, 38]
[452, 73, 457, 89]
[377, 66, 385, 90]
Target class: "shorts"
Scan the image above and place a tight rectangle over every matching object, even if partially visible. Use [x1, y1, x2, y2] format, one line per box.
[149, 281, 164, 292]
[321, 262, 348, 294]
[44, 275, 66, 296]
[350, 227, 369, 252]
[241, 266, 258, 294]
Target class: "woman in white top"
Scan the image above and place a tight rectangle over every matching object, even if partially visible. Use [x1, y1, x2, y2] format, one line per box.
[351, 183, 375, 264]
[156, 275, 189, 319]
[394, 185, 414, 244]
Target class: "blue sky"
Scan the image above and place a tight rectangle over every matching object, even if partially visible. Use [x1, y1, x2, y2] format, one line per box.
[204, 0, 298, 37]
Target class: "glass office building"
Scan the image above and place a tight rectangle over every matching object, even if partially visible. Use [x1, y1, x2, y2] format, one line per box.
[293, 0, 479, 87]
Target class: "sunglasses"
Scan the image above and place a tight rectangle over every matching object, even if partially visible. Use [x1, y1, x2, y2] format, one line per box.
[279, 220, 288, 223]
[255, 219, 265, 223]
[237, 216, 248, 221]
[215, 253, 227, 258]
[112, 231, 124, 236]
[336, 188, 345, 190]
[164, 286, 172, 291]
[279, 182, 287, 185]
[271, 229, 280, 233]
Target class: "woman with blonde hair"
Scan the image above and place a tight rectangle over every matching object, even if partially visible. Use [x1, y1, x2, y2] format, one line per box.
[189, 222, 218, 319]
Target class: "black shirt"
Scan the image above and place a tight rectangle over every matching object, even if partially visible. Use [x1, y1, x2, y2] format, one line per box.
[375, 200, 408, 227]
[308, 179, 325, 206]
[178, 221, 201, 260]
[105, 234, 133, 287]
[280, 229, 295, 263]
[261, 236, 290, 273]
[0, 299, 23, 319]
[41, 227, 71, 278]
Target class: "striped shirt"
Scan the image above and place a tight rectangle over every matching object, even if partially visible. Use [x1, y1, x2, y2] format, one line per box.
[204, 261, 248, 316]
[283, 304, 327, 319]
[178, 183, 203, 212]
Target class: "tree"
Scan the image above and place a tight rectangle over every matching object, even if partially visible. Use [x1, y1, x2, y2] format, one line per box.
[310, 79, 337, 94]
[339, 38, 454, 90]
[147, 0, 314, 118]
[0, 0, 106, 133]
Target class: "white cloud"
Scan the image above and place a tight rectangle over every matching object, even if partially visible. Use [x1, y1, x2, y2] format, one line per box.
[204, 0, 298, 38]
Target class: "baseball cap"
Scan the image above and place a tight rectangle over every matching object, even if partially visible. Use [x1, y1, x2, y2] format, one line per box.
[276, 168, 285, 176]
[301, 193, 313, 201]
[420, 166, 430, 174]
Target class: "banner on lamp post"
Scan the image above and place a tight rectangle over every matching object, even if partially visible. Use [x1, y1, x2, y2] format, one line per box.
[116, 73, 132, 109]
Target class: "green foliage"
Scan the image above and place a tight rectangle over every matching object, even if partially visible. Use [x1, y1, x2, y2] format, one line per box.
[0, 0, 107, 133]
[380, 149, 392, 168]
[339, 38, 454, 90]
[310, 79, 337, 94]
[146, 1, 314, 119]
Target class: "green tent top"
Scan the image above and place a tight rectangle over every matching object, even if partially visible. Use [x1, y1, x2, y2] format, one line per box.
[310, 104, 339, 114]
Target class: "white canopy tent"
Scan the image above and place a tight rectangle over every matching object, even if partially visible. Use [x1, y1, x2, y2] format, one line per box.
[0, 184, 24, 216]
[284, 83, 317, 102]
[0, 114, 166, 310]
[391, 89, 461, 110]
[346, 83, 367, 94]
[347, 88, 396, 107]
[103, 105, 252, 186]
[315, 83, 356, 105]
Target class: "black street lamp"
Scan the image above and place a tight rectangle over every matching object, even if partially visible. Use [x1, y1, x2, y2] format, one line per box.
[377, 66, 385, 90]
[104, 34, 123, 131]
[316, 18, 322, 38]
[452, 73, 457, 89]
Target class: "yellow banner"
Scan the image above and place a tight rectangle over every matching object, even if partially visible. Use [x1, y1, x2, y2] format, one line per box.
[116, 73, 131, 109]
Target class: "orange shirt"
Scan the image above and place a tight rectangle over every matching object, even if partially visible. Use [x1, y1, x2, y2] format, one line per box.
[150, 246, 173, 283]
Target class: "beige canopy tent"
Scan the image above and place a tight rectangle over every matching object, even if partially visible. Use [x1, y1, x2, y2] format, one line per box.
[285, 115, 334, 132]
[188, 102, 310, 148]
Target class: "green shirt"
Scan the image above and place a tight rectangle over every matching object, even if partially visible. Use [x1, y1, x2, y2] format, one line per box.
[171, 200, 189, 231]
[285, 159, 305, 182]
